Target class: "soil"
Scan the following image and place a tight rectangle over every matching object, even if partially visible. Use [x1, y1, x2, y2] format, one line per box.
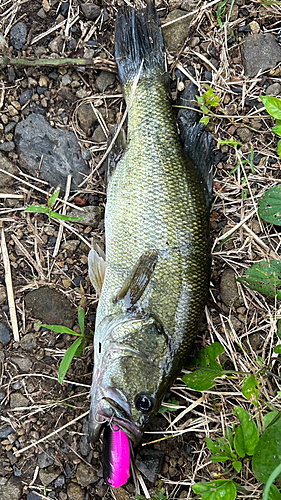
[1, 1, 281, 499]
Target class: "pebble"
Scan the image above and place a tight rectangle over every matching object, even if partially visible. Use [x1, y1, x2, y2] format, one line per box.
[77, 103, 98, 132]
[92, 125, 107, 142]
[0, 323, 11, 345]
[249, 20, 260, 34]
[37, 7, 47, 18]
[20, 333, 37, 352]
[0, 479, 22, 500]
[162, 9, 193, 53]
[61, 2, 69, 16]
[0, 285, 7, 305]
[54, 475, 65, 487]
[220, 268, 242, 307]
[190, 36, 200, 48]
[10, 22, 27, 49]
[0, 426, 14, 439]
[81, 3, 101, 20]
[113, 489, 131, 500]
[67, 483, 85, 500]
[266, 83, 281, 96]
[0, 142, 15, 152]
[25, 286, 76, 328]
[10, 357, 33, 372]
[135, 449, 164, 483]
[242, 33, 281, 77]
[67, 205, 104, 228]
[4, 122, 16, 134]
[49, 71, 59, 80]
[73, 276, 86, 287]
[38, 451, 54, 468]
[236, 127, 252, 142]
[48, 35, 64, 54]
[61, 239, 80, 253]
[76, 463, 99, 486]
[95, 71, 116, 92]
[14, 113, 89, 189]
[62, 278, 72, 288]
[61, 74, 72, 86]
[19, 89, 33, 107]
[39, 469, 60, 486]
[28, 492, 43, 500]
[9, 393, 29, 409]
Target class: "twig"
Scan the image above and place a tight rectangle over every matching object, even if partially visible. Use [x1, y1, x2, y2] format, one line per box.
[15, 410, 89, 455]
[0, 221, 19, 342]
[0, 56, 117, 72]
[53, 175, 72, 258]
[11, 234, 45, 278]
[161, 0, 222, 27]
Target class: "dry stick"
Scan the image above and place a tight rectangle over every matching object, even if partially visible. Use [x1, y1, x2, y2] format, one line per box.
[15, 410, 89, 455]
[243, 224, 280, 260]
[0, 222, 19, 342]
[161, 0, 222, 27]
[11, 235, 45, 278]
[52, 218, 92, 248]
[0, 168, 83, 211]
[0, 56, 117, 72]
[0, 194, 24, 199]
[53, 175, 72, 258]
[79, 60, 144, 188]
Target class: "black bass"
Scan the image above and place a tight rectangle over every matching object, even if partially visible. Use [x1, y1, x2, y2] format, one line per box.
[88, 2, 213, 449]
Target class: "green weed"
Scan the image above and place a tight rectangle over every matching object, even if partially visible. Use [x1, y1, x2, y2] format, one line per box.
[196, 86, 220, 126]
[25, 185, 83, 222]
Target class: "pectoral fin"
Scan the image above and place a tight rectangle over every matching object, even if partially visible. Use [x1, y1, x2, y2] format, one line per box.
[113, 251, 158, 309]
[88, 246, 107, 296]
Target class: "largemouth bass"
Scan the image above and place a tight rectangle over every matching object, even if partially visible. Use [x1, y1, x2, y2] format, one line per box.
[88, 1, 212, 454]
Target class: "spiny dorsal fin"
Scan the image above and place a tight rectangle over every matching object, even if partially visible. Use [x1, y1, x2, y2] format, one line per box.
[88, 245, 107, 296]
[113, 250, 158, 309]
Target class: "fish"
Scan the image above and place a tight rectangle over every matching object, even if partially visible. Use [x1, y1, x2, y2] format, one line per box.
[88, 0, 213, 480]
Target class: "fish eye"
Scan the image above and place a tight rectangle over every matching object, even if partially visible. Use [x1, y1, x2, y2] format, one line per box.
[135, 393, 155, 413]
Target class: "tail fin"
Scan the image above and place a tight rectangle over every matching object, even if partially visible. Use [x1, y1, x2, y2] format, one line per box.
[115, 3, 167, 87]
[177, 83, 213, 209]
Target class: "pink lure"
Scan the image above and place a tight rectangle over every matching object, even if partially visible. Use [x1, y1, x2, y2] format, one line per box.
[102, 425, 130, 488]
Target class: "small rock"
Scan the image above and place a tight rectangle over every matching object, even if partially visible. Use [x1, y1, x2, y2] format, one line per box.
[54, 475, 65, 487]
[169, 0, 182, 9]
[49, 71, 58, 80]
[61, 74, 71, 86]
[0, 286, 7, 304]
[242, 34, 281, 77]
[20, 333, 37, 352]
[162, 9, 193, 53]
[77, 103, 97, 133]
[48, 35, 64, 54]
[220, 268, 242, 307]
[19, 89, 33, 106]
[39, 75, 49, 87]
[92, 125, 106, 143]
[62, 278, 72, 288]
[266, 83, 281, 96]
[73, 276, 86, 287]
[249, 333, 261, 351]
[0, 141, 15, 152]
[10, 393, 29, 409]
[135, 449, 164, 483]
[81, 3, 101, 20]
[113, 488, 131, 500]
[76, 463, 99, 486]
[10, 357, 33, 372]
[251, 219, 261, 234]
[95, 71, 116, 92]
[190, 36, 200, 48]
[0, 426, 14, 439]
[249, 21, 260, 34]
[67, 483, 85, 500]
[61, 239, 80, 253]
[0, 323, 10, 346]
[67, 205, 103, 228]
[0, 151, 18, 188]
[4, 122, 16, 134]
[39, 469, 60, 486]
[14, 114, 89, 189]
[236, 127, 252, 142]
[0, 478, 22, 500]
[10, 22, 27, 49]
[38, 451, 54, 468]
[37, 7, 47, 18]
[25, 287, 76, 328]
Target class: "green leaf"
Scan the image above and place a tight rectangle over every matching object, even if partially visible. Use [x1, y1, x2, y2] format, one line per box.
[200, 116, 210, 126]
[210, 455, 230, 462]
[242, 375, 259, 406]
[187, 342, 225, 370]
[25, 205, 50, 214]
[78, 308, 85, 336]
[272, 125, 281, 137]
[218, 139, 242, 149]
[278, 320, 281, 340]
[237, 259, 281, 299]
[260, 96, 281, 120]
[158, 397, 180, 414]
[206, 438, 221, 454]
[49, 211, 83, 221]
[40, 324, 77, 335]
[234, 407, 259, 457]
[274, 345, 281, 353]
[253, 418, 281, 485]
[58, 336, 82, 384]
[74, 340, 88, 357]
[265, 483, 281, 500]
[48, 186, 60, 207]
[278, 140, 281, 157]
[225, 426, 234, 449]
[264, 412, 279, 429]
[258, 186, 281, 225]
[233, 461, 242, 473]
[196, 96, 204, 105]
[182, 368, 223, 391]
[192, 479, 237, 500]
[201, 105, 209, 114]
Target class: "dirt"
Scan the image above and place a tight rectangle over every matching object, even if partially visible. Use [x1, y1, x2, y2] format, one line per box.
[1, 0, 281, 499]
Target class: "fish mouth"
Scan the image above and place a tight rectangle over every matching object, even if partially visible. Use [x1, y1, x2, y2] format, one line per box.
[89, 388, 143, 444]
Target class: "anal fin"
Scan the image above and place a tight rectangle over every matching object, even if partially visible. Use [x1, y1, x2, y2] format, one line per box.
[88, 245, 107, 296]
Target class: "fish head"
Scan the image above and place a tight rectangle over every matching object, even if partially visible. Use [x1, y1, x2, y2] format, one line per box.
[89, 312, 170, 444]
